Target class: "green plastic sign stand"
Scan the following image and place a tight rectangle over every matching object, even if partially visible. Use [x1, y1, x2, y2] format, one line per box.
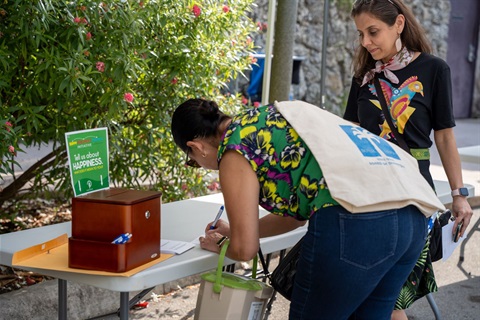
[65, 128, 109, 197]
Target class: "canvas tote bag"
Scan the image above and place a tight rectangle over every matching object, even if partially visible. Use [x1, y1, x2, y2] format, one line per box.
[194, 240, 273, 320]
[275, 101, 444, 217]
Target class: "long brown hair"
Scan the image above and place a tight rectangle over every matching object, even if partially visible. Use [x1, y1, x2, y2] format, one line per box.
[351, 0, 432, 80]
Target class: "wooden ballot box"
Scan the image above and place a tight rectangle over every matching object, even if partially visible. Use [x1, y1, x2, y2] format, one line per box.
[69, 188, 162, 273]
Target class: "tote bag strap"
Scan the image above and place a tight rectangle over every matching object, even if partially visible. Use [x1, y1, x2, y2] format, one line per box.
[373, 77, 411, 154]
[214, 239, 260, 293]
[257, 247, 270, 278]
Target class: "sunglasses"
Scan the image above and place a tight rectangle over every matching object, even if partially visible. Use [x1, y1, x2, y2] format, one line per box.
[185, 148, 201, 168]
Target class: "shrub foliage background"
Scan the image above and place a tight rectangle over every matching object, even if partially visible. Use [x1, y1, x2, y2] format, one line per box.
[0, 0, 257, 211]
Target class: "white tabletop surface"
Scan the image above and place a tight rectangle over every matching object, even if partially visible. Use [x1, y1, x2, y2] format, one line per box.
[458, 145, 480, 164]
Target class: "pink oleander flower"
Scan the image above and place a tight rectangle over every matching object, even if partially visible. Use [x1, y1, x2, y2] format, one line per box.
[124, 93, 134, 103]
[171, 77, 178, 84]
[256, 21, 267, 32]
[5, 121, 12, 132]
[96, 61, 105, 72]
[86, 32, 92, 40]
[192, 4, 201, 17]
[8, 145, 15, 154]
[74, 17, 87, 24]
[207, 181, 220, 191]
[222, 5, 230, 13]
[253, 102, 260, 108]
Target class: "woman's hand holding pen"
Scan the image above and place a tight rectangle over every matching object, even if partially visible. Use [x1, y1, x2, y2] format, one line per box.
[199, 232, 226, 253]
[205, 219, 230, 236]
[198, 220, 231, 253]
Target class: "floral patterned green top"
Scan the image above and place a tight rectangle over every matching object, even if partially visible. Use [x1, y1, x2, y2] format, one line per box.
[217, 104, 338, 220]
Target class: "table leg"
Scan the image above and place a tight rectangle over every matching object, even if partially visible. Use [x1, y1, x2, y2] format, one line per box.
[86, 288, 155, 320]
[119, 292, 129, 320]
[58, 279, 67, 320]
[426, 293, 442, 320]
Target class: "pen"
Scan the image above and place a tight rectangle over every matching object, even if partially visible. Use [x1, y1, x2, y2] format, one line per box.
[112, 233, 132, 244]
[210, 205, 224, 230]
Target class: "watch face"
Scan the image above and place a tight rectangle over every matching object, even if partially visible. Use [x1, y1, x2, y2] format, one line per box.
[459, 188, 469, 196]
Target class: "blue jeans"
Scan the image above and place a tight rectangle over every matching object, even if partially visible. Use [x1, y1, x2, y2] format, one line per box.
[289, 205, 427, 320]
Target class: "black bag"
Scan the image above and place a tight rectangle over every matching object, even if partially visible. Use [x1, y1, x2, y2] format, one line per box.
[268, 237, 304, 301]
[429, 210, 452, 262]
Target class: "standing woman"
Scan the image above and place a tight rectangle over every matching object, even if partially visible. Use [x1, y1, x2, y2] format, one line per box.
[344, 0, 473, 318]
[171, 98, 444, 319]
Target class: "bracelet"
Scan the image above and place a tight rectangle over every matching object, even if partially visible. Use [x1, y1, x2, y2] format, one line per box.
[216, 236, 228, 248]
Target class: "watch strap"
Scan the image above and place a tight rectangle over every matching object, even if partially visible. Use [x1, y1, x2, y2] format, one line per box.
[451, 188, 468, 197]
[216, 236, 229, 248]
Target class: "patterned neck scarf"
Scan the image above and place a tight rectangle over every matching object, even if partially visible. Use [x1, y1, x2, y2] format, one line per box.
[361, 46, 414, 87]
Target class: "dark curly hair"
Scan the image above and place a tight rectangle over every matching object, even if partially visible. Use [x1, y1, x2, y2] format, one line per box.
[171, 98, 231, 152]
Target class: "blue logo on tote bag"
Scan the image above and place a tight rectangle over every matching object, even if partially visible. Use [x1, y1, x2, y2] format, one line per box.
[340, 125, 400, 160]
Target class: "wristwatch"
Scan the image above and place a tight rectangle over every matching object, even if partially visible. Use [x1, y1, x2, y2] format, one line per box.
[216, 236, 229, 248]
[451, 188, 469, 197]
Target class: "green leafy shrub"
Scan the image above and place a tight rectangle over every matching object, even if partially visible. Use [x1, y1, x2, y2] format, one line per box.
[0, 0, 257, 207]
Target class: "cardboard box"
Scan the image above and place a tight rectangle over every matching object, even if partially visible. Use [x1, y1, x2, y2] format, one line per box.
[69, 188, 162, 272]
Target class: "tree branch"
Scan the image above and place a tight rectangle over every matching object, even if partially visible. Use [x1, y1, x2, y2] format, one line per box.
[0, 147, 67, 207]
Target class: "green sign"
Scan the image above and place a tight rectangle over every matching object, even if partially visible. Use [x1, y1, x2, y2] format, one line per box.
[65, 128, 109, 196]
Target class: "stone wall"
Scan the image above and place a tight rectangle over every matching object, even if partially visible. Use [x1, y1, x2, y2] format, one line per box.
[248, 0, 454, 115]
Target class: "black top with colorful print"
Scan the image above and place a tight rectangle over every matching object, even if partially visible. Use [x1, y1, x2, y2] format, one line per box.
[344, 53, 455, 150]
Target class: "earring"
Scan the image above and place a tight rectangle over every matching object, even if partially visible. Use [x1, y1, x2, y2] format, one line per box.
[395, 34, 402, 52]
